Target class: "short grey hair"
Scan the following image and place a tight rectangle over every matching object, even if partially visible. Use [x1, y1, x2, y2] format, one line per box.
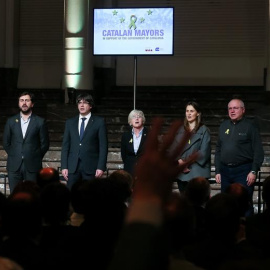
[128, 110, 146, 126]
[228, 99, 245, 109]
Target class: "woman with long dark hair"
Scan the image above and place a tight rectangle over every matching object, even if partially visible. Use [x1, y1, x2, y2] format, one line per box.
[171, 101, 211, 192]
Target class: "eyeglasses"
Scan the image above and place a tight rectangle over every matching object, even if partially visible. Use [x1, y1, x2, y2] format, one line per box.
[228, 107, 243, 111]
[132, 115, 142, 119]
[78, 101, 90, 105]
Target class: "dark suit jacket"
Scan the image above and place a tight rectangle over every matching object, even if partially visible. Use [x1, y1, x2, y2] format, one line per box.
[3, 113, 50, 172]
[172, 125, 211, 181]
[61, 115, 108, 174]
[121, 127, 148, 176]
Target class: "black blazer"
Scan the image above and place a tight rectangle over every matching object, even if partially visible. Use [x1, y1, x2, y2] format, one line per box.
[61, 115, 108, 174]
[121, 127, 148, 176]
[3, 113, 50, 172]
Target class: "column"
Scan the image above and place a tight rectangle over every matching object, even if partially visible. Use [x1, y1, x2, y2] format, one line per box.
[63, 0, 93, 91]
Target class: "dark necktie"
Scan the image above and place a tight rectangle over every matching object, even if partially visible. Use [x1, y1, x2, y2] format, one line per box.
[80, 117, 86, 141]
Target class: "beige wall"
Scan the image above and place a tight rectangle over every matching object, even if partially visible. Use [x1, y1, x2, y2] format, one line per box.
[116, 56, 265, 86]
[0, 0, 269, 89]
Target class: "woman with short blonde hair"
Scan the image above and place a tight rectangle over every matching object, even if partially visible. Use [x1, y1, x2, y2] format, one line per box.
[121, 109, 148, 177]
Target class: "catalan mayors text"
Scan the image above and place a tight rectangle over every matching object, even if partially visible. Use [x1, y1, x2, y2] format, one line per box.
[102, 29, 164, 37]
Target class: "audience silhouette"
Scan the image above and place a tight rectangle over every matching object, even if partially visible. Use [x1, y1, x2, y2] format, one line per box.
[36, 167, 60, 190]
[184, 177, 210, 240]
[0, 186, 45, 270]
[108, 169, 134, 206]
[224, 183, 250, 217]
[69, 180, 86, 227]
[78, 178, 127, 270]
[39, 182, 81, 270]
[0, 118, 269, 270]
[246, 176, 270, 259]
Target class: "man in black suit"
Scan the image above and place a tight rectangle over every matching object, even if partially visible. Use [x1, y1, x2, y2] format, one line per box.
[3, 91, 50, 193]
[61, 93, 108, 189]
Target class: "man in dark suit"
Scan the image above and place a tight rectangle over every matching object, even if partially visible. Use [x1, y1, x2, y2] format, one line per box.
[3, 91, 50, 193]
[61, 93, 108, 189]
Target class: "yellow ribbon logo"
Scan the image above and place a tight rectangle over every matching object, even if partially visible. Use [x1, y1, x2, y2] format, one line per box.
[129, 138, 133, 143]
[129, 15, 137, 30]
[225, 129, 229, 134]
